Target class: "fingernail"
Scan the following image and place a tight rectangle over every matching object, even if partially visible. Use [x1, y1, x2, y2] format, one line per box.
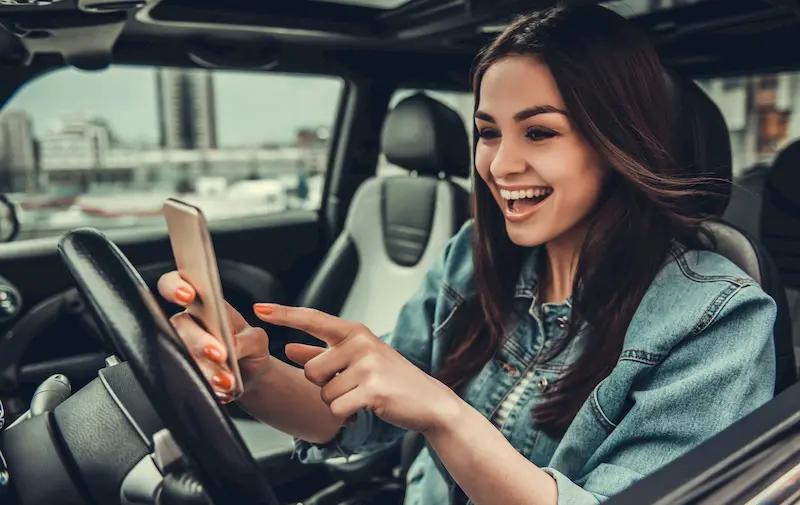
[212, 373, 233, 392]
[203, 345, 224, 364]
[214, 391, 233, 404]
[176, 287, 193, 303]
[254, 304, 274, 316]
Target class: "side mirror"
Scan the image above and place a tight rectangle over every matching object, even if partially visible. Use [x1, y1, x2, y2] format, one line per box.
[0, 195, 20, 243]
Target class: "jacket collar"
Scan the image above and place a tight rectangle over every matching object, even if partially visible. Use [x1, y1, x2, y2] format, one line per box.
[514, 246, 573, 309]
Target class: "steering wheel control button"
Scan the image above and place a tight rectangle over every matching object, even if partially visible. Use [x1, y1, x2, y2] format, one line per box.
[105, 354, 122, 367]
[153, 428, 184, 475]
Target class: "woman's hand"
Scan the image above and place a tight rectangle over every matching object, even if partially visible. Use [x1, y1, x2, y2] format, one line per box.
[253, 303, 462, 434]
[157, 271, 271, 401]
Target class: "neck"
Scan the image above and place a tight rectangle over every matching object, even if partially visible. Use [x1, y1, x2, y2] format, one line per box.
[540, 224, 587, 304]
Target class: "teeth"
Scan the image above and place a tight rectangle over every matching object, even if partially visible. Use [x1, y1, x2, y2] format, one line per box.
[500, 188, 552, 200]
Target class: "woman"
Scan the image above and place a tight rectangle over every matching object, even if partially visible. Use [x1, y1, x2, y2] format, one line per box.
[158, 5, 776, 504]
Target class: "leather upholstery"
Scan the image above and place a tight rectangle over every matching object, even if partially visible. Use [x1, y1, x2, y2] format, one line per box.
[382, 93, 470, 178]
[669, 74, 733, 216]
[762, 140, 800, 289]
[58, 228, 277, 505]
[300, 94, 471, 337]
[761, 139, 800, 365]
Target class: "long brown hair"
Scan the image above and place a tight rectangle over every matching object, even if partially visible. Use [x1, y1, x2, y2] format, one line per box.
[436, 5, 723, 435]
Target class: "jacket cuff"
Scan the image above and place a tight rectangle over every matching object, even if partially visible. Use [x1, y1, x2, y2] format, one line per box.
[541, 467, 603, 505]
[292, 410, 371, 463]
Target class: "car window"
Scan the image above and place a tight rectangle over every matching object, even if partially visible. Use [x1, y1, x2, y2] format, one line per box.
[0, 66, 343, 240]
[377, 89, 473, 179]
[697, 71, 800, 177]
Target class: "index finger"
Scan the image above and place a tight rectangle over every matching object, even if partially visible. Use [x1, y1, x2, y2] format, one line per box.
[253, 304, 357, 346]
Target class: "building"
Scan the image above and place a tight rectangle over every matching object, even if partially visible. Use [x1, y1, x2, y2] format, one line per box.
[40, 119, 112, 172]
[699, 73, 800, 175]
[0, 110, 37, 192]
[156, 68, 218, 150]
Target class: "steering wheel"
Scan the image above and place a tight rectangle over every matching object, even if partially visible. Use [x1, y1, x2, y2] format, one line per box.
[57, 228, 278, 505]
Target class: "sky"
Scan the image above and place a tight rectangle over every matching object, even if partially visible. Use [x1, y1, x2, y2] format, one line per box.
[5, 66, 344, 147]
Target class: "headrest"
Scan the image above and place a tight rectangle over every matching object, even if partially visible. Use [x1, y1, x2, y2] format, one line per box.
[382, 93, 470, 178]
[766, 139, 800, 210]
[762, 139, 800, 289]
[669, 74, 733, 216]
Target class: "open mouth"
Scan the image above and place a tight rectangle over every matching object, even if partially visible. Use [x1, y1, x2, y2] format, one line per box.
[499, 187, 553, 215]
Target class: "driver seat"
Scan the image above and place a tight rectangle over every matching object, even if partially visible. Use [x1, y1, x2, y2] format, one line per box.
[670, 76, 796, 392]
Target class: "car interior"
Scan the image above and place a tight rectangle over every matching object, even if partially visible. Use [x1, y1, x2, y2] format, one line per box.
[0, 0, 798, 504]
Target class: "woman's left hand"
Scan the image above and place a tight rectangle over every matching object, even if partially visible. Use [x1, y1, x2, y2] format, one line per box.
[254, 303, 462, 434]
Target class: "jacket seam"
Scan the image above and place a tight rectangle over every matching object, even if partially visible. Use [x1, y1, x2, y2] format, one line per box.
[432, 286, 463, 339]
[619, 349, 664, 366]
[689, 283, 747, 336]
[441, 282, 465, 305]
[672, 251, 753, 286]
[590, 383, 617, 432]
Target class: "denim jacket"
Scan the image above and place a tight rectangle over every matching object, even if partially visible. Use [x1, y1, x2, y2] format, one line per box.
[295, 220, 777, 505]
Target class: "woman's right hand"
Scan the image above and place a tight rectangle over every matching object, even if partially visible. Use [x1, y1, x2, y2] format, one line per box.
[157, 271, 272, 400]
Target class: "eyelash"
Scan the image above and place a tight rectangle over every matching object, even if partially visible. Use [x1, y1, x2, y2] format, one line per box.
[477, 127, 557, 141]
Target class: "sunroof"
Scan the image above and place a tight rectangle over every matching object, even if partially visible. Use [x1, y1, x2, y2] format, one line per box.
[603, 0, 707, 17]
[313, 0, 411, 9]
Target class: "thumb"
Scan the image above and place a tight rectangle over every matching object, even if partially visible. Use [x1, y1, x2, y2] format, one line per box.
[285, 343, 327, 366]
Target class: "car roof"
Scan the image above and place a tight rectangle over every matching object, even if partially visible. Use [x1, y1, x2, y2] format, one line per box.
[0, 0, 798, 88]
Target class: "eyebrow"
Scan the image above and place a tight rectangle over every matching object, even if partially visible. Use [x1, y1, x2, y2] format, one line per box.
[474, 105, 568, 123]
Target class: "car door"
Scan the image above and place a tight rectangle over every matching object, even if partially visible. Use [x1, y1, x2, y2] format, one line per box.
[0, 64, 347, 423]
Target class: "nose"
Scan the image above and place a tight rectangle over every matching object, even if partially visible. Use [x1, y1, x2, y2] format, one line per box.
[489, 138, 529, 180]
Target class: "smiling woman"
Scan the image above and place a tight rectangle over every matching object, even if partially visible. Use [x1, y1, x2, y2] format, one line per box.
[159, 4, 777, 505]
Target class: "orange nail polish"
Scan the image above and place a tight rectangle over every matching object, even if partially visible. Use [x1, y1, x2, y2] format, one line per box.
[203, 345, 224, 364]
[212, 373, 233, 392]
[176, 287, 193, 303]
[254, 304, 274, 316]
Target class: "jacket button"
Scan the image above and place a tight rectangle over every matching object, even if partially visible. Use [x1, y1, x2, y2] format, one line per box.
[556, 316, 568, 329]
[538, 376, 549, 392]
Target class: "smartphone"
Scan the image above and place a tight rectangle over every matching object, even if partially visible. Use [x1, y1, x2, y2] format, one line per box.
[163, 198, 244, 400]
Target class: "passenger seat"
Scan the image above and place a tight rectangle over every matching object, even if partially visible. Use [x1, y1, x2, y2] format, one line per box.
[297, 92, 471, 336]
[761, 139, 800, 367]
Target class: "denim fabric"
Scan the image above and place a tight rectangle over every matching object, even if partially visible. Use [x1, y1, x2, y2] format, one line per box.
[294, 220, 776, 505]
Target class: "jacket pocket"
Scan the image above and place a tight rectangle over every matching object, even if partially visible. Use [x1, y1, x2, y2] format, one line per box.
[590, 351, 661, 432]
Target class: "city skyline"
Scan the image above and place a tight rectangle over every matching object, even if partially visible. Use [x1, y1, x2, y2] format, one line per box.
[5, 65, 342, 147]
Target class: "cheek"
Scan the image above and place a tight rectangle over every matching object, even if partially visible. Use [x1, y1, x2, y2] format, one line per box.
[474, 144, 493, 183]
[551, 166, 604, 215]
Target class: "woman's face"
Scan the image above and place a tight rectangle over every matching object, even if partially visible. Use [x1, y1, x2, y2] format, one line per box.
[474, 55, 606, 247]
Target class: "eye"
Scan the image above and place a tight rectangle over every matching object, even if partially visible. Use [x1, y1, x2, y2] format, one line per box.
[477, 128, 500, 140]
[526, 127, 557, 141]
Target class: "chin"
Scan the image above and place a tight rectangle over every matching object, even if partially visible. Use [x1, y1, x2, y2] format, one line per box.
[505, 221, 550, 247]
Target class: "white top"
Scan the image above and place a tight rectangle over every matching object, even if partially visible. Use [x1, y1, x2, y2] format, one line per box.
[491, 368, 537, 428]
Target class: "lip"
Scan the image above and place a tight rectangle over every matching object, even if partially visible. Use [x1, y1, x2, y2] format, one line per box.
[500, 191, 552, 223]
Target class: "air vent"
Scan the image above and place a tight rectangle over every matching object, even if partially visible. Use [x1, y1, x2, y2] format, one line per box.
[0, 0, 65, 5]
[79, 0, 146, 11]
